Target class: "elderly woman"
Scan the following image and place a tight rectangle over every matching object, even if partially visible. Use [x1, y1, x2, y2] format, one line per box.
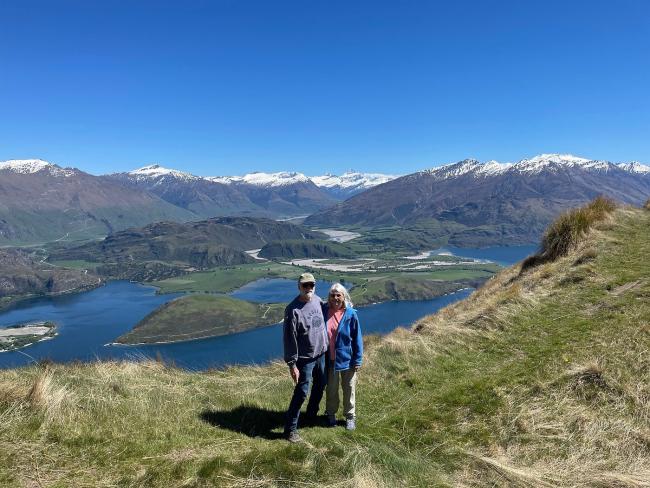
[323, 283, 363, 430]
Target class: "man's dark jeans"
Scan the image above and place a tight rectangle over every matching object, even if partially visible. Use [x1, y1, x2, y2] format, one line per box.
[284, 353, 327, 434]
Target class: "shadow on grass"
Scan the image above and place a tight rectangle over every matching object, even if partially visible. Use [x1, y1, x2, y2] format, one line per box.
[200, 405, 287, 440]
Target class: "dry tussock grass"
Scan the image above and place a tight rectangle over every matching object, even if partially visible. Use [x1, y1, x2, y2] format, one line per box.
[465, 357, 650, 487]
[413, 203, 620, 341]
[413, 252, 554, 339]
[522, 197, 616, 271]
[644, 199, 650, 211]
[591, 471, 650, 487]
[0, 378, 29, 406]
[27, 368, 74, 424]
[462, 452, 556, 487]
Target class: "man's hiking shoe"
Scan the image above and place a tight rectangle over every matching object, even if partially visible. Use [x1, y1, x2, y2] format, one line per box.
[345, 418, 356, 431]
[285, 431, 302, 443]
[301, 414, 318, 427]
[327, 415, 336, 427]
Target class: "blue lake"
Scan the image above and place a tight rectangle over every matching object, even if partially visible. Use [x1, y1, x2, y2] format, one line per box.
[0, 281, 471, 370]
[0, 245, 525, 370]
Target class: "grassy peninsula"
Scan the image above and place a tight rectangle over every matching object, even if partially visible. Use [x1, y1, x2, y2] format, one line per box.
[1, 201, 647, 486]
[116, 295, 285, 344]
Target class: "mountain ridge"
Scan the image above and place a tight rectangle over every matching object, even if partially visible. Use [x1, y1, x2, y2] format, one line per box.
[0, 161, 195, 244]
[306, 154, 650, 246]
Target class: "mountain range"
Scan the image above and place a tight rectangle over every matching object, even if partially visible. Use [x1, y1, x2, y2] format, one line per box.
[306, 154, 650, 245]
[107, 166, 397, 217]
[0, 159, 396, 244]
[1, 154, 648, 247]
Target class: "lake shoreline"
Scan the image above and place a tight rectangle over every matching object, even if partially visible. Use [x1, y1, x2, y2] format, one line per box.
[0, 281, 104, 313]
[0, 321, 58, 353]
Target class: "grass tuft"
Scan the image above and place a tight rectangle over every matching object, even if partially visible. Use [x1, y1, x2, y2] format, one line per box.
[522, 196, 616, 271]
[464, 453, 556, 487]
[645, 198, 650, 211]
[27, 368, 72, 423]
[566, 361, 608, 391]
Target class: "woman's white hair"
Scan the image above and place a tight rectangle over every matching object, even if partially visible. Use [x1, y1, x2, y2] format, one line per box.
[329, 282, 353, 308]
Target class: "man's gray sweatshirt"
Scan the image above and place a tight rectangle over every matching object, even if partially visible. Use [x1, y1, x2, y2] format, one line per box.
[283, 294, 327, 365]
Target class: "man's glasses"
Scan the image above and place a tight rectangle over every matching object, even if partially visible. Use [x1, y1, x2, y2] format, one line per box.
[301, 282, 315, 289]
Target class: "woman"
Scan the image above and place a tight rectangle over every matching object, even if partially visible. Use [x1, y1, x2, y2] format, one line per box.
[323, 283, 363, 430]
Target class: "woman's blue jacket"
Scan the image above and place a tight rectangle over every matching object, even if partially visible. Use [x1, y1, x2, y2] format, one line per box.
[322, 303, 363, 372]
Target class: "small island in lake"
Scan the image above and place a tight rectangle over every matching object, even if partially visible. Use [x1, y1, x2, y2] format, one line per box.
[0, 321, 58, 352]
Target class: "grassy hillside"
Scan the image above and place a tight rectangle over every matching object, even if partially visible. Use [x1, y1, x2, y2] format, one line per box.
[0, 203, 648, 486]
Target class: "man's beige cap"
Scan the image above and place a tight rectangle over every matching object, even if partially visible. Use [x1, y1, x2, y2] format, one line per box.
[298, 272, 316, 284]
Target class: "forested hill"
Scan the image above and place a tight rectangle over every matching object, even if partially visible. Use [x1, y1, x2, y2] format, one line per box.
[1, 200, 648, 486]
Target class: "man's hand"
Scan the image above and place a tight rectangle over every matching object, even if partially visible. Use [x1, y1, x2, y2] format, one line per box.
[289, 365, 300, 385]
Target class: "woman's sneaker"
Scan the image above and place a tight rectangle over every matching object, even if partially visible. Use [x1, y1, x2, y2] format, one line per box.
[345, 418, 356, 431]
[285, 431, 302, 443]
[327, 415, 336, 427]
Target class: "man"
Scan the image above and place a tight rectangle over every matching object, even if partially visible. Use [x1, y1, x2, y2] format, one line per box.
[282, 272, 328, 442]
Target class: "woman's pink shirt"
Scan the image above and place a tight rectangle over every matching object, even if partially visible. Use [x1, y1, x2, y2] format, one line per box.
[327, 308, 344, 361]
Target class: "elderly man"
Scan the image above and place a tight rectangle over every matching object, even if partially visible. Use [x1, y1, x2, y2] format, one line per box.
[282, 272, 328, 442]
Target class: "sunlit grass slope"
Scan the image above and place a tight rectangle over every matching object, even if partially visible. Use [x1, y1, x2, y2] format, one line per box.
[0, 202, 648, 487]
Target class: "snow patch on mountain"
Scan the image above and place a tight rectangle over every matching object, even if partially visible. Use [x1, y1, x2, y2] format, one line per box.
[617, 162, 650, 174]
[425, 159, 511, 179]
[0, 159, 76, 177]
[310, 171, 399, 190]
[128, 164, 198, 182]
[514, 154, 601, 173]
[209, 171, 311, 187]
[423, 154, 647, 181]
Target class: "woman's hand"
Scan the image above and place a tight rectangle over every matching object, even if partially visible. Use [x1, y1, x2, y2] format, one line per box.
[354, 365, 361, 372]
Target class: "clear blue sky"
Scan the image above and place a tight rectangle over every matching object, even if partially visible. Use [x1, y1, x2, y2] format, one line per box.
[1, 0, 649, 176]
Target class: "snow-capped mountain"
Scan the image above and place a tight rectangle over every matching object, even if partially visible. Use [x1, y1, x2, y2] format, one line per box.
[127, 164, 199, 182]
[207, 170, 398, 199]
[112, 165, 397, 217]
[423, 154, 640, 180]
[424, 159, 512, 179]
[106, 168, 337, 219]
[105, 166, 260, 218]
[111, 163, 398, 200]
[418, 154, 650, 180]
[310, 171, 400, 198]
[306, 154, 650, 246]
[207, 171, 337, 215]
[209, 171, 311, 187]
[0, 160, 194, 244]
[0, 159, 77, 177]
